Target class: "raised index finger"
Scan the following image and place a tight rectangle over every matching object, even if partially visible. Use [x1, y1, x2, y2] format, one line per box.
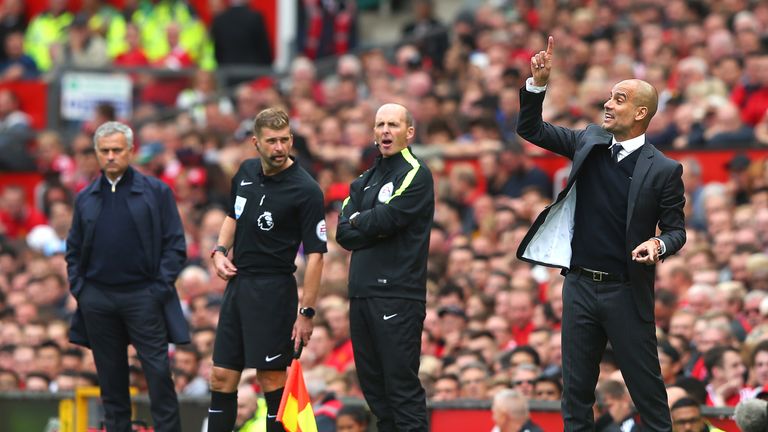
[546, 36, 554, 55]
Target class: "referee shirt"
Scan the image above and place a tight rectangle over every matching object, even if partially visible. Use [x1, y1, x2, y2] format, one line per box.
[228, 157, 327, 276]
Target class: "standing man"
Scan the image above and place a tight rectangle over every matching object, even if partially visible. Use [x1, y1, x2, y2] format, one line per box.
[336, 103, 434, 431]
[67, 121, 188, 432]
[516, 37, 686, 431]
[207, 108, 326, 432]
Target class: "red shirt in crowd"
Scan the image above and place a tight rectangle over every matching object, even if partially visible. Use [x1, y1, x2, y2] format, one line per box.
[0, 207, 47, 239]
[511, 322, 534, 347]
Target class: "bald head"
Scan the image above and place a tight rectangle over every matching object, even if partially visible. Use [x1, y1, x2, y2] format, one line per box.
[603, 79, 659, 140]
[376, 103, 414, 128]
[374, 103, 415, 158]
[621, 79, 658, 124]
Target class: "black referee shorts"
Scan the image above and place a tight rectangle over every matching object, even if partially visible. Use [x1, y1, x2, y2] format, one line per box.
[212, 274, 297, 371]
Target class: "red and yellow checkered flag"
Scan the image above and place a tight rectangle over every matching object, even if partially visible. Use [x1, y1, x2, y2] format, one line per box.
[276, 344, 317, 432]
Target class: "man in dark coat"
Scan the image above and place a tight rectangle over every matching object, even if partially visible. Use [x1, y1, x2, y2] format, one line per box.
[67, 121, 188, 432]
[516, 37, 686, 431]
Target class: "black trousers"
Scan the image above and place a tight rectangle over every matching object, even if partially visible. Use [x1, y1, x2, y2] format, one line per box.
[350, 297, 427, 432]
[561, 271, 671, 432]
[78, 283, 181, 432]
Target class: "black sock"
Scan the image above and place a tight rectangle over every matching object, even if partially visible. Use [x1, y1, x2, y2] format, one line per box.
[207, 390, 237, 432]
[264, 387, 286, 432]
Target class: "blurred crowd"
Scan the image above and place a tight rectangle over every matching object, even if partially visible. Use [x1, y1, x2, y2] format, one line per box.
[3, 0, 768, 430]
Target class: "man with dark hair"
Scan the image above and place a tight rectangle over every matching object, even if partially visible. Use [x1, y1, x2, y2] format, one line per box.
[67, 121, 188, 432]
[703, 345, 752, 406]
[337, 103, 434, 431]
[432, 374, 460, 401]
[172, 345, 207, 396]
[670, 397, 725, 432]
[659, 339, 683, 385]
[207, 108, 327, 432]
[533, 375, 562, 401]
[516, 37, 686, 430]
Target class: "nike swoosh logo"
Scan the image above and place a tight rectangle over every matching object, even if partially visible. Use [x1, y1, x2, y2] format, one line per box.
[383, 314, 398, 320]
[364, 183, 378, 191]
[240, 180, 253, 186]
[265, 354, 282, 362]
[208, 409, 223, 413]
[267, 415, 277, 419]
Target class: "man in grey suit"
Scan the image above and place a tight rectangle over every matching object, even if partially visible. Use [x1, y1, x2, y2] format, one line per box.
[516, 37, 686, 431]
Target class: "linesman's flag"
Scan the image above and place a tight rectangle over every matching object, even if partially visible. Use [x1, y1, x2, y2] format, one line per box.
[276, 345, 317, 432]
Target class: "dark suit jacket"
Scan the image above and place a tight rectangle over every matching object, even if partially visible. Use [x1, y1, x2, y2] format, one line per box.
[515, 88, 686, 321]
[66, 167, 189, 347]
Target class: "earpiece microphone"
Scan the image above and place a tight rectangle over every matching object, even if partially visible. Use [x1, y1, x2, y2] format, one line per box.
[374, 140, 379, 147]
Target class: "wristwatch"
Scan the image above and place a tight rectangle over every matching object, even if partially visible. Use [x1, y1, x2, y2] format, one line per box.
[299, 307, 316, 318]
[210, 245, 228, 258]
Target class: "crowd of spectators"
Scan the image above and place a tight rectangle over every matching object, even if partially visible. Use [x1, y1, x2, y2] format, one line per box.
[3, 0, 768, 430]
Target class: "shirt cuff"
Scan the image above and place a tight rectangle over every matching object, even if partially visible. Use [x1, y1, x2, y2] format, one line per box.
[526, 77, 548, 93]
[653, 237, 667, 255]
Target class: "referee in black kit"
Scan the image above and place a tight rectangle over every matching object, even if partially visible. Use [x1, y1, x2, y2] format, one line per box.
[336, 103, 434, 432]
[207, 108, 326, 432]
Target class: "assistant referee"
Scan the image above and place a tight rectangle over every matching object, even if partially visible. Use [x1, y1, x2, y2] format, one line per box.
[336, 103, 434, 431]
[207, 108, 326, 432]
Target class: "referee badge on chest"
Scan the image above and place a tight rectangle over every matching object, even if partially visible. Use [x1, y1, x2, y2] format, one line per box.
[378, 182, 394, 203]
[257, 211, 274, 231]
[234, 196, 247, 219]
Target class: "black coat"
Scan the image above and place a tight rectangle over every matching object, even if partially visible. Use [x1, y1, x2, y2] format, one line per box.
[66, 167, 189, 347]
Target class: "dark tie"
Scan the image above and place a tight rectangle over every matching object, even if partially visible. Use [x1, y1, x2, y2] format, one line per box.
[611, 143, 623, 162]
